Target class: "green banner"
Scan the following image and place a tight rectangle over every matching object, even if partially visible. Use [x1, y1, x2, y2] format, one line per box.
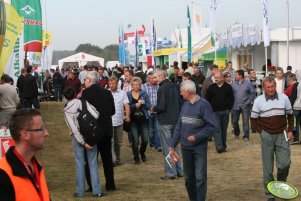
[11, 0, 42, 52]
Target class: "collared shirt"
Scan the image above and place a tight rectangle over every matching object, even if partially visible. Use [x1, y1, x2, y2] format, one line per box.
[110, 89, 129, 126]
[142, 82, 159, 106]
[265, 92, 279, 101]
[231, 79, 256, 110]
[189, 95, 200, 104]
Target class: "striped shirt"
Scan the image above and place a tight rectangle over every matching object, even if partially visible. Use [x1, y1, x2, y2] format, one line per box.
[110, 89, 129, 126]
[142, 82, 159, 107]
[251, 92, 293, 134]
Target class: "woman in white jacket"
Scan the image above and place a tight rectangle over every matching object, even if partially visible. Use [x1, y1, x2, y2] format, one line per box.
[63, 86, 104, 198]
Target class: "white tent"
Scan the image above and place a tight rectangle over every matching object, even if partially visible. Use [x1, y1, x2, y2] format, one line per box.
[58, 52, 104, 68]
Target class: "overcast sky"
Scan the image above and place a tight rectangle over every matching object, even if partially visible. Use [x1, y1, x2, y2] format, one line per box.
[44, 0, 301, 50]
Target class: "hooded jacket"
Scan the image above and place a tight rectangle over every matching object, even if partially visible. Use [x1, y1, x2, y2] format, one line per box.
[64, 99, 99, 145]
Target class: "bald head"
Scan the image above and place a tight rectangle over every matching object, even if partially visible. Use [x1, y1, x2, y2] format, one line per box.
[214, 72, 224, 85]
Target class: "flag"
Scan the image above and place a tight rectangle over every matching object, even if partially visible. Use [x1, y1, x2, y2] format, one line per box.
[118, 25, 126, 65]
[187, 5, 192, 63]
[11, 0, 43, 52]
[178, 26, 183, 48]
[0, 0, 6, 55]
[0, 3, 23, 75]
[151, 19, 156, 66]
[210, 0, 221, 48]
[135, 29, 139, 68]
[262, 0, 270, 47]
[42, 30, 51, 47]
[191, 3, 202, 34]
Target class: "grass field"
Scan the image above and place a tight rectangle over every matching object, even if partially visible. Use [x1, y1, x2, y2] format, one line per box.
[38, 102, 301, 201]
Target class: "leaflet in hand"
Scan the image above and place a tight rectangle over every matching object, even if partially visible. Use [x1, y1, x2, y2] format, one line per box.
[165, 151, 179, 168]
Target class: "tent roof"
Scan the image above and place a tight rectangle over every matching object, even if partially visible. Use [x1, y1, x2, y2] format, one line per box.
[58, 52, 104, 63]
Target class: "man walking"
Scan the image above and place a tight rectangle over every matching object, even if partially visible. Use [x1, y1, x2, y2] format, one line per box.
[206, 72, 234, 153]
[82, 71, 116, 191]
[151, 69, 183, 180]
[108, 76, 130, 166]
[231, 70, 256, 141]
[170, 80, 216, 201]
[251, 77, 293, 201]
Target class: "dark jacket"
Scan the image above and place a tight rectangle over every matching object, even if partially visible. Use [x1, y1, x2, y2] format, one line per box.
[16, 74, 25, 97]
[82, 84, 115, 138]
[153, 79, 180, 125]
[127, 89, 152, 120]
[22, 74, 38, 98]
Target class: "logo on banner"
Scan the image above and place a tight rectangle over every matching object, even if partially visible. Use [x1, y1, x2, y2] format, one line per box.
[20, 5, 36, 16]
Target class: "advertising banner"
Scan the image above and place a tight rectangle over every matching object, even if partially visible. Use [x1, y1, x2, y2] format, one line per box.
[0, 0, 6, 55]
[0, 3, 23, 76]
[11, 0, 42, 52]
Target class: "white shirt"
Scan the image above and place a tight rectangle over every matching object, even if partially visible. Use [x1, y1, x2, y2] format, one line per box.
[275, 78, 284, 94]
[111, 89, 129, 126]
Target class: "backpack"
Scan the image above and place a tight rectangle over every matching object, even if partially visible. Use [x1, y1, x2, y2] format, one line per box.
[77, 100, 101, 146]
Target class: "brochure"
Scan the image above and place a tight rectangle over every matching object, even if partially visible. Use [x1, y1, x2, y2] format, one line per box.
[165, 151, 179, 168]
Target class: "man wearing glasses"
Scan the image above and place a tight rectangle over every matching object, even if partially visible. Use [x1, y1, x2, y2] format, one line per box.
[0, 109, 51, 201]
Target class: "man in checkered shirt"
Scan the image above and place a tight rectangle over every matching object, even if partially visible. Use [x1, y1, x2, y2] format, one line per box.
[248, 69, 262, 97]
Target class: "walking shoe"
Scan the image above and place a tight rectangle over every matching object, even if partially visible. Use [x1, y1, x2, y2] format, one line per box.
[93, 192, 105, 197]
[177, 174, 184, 178]
[141, 155, 147, 162]
[160, 175, 177, 180]
[290, 141, 299, 145]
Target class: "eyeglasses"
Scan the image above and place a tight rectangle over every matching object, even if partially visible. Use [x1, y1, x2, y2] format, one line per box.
[26, 127, 46, 132]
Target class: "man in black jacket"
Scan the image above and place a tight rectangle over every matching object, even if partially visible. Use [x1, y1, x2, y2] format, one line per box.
[82, 71, 116, 191]
[22, 66, 40, 109]
[151, 69, 183, 180]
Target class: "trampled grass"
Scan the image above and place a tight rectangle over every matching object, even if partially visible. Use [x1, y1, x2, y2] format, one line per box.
[38, 102, 301, 201]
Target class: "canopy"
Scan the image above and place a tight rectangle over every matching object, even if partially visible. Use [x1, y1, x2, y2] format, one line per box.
[58, 52, 104, 68]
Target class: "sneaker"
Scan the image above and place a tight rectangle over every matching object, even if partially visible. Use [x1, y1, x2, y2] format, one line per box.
[290, 141, 299, 145]
[93, 192, 105, 197]
[160, 175, 177, 180]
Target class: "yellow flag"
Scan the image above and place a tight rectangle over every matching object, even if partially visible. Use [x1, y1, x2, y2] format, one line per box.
[0, 3, 23, 75]
[43, 30, 51, 47]
[0, 0, 6, 55]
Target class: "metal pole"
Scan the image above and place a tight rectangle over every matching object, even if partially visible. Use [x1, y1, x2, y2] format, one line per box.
[286, 0, 289, 67]
[265, 47, 268, 76]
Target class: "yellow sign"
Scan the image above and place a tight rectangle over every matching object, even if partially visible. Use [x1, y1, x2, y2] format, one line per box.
[152, 48, 184, 56]
[0, 3, 23, 75]
[0, 0, 6, 55]
[42, 30, 51, 47]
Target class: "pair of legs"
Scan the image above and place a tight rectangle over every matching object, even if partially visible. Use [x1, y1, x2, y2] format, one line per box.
[182, 148, 208, 201]
[157, 123, 183, 177]
[231, 106, 250, 139]
[111, 125, 123, 164]
[214, 110, 230, 152]
[260, 130, 291, 200]
[72, 136, 102, 197]
[130, 120, 149, 163]
[148, 115, 161, 149]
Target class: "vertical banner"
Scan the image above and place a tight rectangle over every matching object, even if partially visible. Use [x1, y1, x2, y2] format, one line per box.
[262, 0, 270, 47]
[151, 19, 157, 66]
[42, 30, 51, 47]
[4, 34, 25, 85]
[191, 2, 202, 34]
[187, 5, 192, 63]
[0, 3, 23, 76]
[135, 29, 139, 68]
[0, 0, 6, 55]
[11, 0, 43, 52]
[118, 26, 126, 65]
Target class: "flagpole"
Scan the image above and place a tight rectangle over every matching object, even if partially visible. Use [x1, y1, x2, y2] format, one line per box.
[265, 47, 268, 76]
[286, 0, 289, 67]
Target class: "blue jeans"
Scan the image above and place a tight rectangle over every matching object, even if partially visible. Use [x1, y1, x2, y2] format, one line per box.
[72, 136, 102, 197]
[54, 85, 62, 102]
[157, 123, 183, 177]
[148, 114, 161, 149]
[182, 148, 208, 201]
[130, 120, 149, 161]
[214, 110, 230, 152]
[231, 106, 250, 139]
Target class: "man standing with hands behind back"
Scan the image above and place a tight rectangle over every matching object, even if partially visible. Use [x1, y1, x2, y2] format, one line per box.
[251, 76, 294, 201]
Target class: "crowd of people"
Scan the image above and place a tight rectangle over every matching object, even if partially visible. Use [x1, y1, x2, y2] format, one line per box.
[0, 60, 299, 201]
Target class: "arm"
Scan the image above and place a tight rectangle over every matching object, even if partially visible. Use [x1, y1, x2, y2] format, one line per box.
[170, 117, 182, 148]
[285, 96, 294, 133]
[0, 169, 15, 201]
[142, 93, 152, 110]
[228, 86, 234, 110]
[290, 82, 298, 106]
[250, 98, 261, 133]
[246, 82, 256, 105]
[124, 103, 131, 122]
[64, 112, 85, 146]
[153, 88, 166, 113]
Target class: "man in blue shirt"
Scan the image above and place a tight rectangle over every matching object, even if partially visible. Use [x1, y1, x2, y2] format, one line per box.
[231, 70, 256, 141]
[170, 80, 216, 201]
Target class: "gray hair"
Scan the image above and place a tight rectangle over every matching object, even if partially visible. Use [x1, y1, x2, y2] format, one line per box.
[85, 71, 99, 84]
[153, 69, 167, 78]
[181, 80, 196, 94]
[262, 76, 276, 87]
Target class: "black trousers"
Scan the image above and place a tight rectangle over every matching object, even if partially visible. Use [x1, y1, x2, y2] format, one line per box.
[85, 135, 115, 190]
